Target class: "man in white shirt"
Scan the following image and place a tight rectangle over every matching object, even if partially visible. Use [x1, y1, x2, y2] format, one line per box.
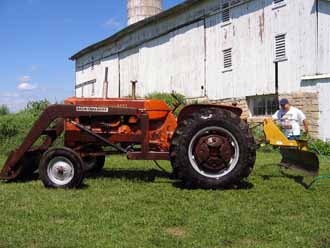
[272, 98, 309, 140]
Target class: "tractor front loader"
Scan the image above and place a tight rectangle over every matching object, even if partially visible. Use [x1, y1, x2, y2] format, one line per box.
[263, 118, 319, 177]
[0, 97, 256, 189]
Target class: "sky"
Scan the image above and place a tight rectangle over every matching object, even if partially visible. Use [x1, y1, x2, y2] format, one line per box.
[0, 0, 182, 112]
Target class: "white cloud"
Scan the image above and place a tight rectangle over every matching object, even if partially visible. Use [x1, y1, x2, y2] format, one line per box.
[17, 75, 37, 91]
[17, 82, 37, 91]
[103, 18, 122, 29]
[18, 75, 31, 82]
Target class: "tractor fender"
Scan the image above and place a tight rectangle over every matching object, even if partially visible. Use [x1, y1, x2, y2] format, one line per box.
[177, 104, 243, 123]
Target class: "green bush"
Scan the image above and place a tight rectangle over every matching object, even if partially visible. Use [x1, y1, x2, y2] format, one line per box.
[249, 123, 264, 141]
[0, 105, 9, 116]
[0, 115, 19, 138]
[249, 122, 276, 153]
[309, 139, 330, 156]
[145, 92, 186, 108]
[0, 100, 51, 155]
[0, 111, 38, 154]
[24, 99, 50, 117]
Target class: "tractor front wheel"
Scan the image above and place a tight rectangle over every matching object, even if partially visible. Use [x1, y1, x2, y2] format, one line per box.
[39, 147, 84, 189]
[170, 108, 256, 189]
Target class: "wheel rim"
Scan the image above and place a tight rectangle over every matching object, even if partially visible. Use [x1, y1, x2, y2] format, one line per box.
[47, 156, 75, 185]
[188, 126, 240, 179]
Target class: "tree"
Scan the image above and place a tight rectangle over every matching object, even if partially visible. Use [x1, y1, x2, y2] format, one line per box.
[0, 105, 10, 115]
[25, 100, 50, 116]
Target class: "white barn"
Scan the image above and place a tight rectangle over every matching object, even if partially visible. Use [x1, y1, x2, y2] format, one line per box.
[70, 0, 330, 141]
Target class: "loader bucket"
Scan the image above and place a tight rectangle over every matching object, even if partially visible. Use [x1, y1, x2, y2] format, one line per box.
[279, 148, 319, 177]
[0, 109, 65, 181]
[0, 150, 41, 180]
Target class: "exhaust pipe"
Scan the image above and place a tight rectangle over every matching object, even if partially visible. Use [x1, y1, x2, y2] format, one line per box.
[131, 80, 138, 100]
[103, 67, 109, 98]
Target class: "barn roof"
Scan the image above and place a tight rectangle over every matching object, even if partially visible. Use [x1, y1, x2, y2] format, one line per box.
[69, 0, 201, 60]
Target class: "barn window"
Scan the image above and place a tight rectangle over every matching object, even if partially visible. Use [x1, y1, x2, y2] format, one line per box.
[222, 2, 230, 23]
[248, 95, 279, 116]
[275, 34, 287, 61]
[223, 48, 232, 70]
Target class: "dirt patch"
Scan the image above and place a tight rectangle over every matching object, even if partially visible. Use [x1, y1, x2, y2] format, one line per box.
[238, 238, 265, 246]
[166, 227, 186, 238]
[316, 236, 330, 248]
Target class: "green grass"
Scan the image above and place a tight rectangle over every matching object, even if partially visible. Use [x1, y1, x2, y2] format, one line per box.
[1, 152, 330, 248]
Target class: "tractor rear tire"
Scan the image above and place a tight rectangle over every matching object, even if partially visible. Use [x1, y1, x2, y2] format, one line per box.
[170, 108, 256, 189]
[39, 147, 84, 189]
[242, 128, 256, 178]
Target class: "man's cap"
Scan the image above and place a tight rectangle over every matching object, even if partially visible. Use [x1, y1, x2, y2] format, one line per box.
[279, 98, 289, 105]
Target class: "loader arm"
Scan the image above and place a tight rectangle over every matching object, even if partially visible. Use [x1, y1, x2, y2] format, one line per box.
[0, 104, 141, 180]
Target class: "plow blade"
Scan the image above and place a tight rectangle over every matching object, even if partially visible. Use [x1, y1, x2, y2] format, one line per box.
[279, 148, 319, 177]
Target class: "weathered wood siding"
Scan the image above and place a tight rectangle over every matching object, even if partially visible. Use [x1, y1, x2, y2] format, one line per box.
[206, 0, 276, 99]
[119, 48, 140, 97]
[316, 0, 330, 141]
[318, 80, 330, 141]
[318, 0, 330, 75]
[277, 0, 317, 93]
[74, 0, 219, 97]
[75, 0, 325, 99]
[102, 54, 120, 97]
[205, 0, 318, 100]
[74, 0, 330, 140]
[139, 20, 205, 97]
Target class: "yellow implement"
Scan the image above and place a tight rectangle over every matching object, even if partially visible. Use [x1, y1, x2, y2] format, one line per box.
[263, 119, 319, 176]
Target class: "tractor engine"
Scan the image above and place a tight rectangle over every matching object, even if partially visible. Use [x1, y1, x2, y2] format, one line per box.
[63, 97, 177, 152]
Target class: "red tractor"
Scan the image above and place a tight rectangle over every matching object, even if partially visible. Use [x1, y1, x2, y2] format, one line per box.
[0, 96, 256, 189]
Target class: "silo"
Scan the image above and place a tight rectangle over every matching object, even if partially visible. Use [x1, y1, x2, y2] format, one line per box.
[127, 0, 163, 25]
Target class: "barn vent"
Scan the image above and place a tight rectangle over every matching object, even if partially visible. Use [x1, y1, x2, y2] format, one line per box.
[275, 34, 286, 61]
[223, 48, 232, 69]
[222, 2, 230, 22]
